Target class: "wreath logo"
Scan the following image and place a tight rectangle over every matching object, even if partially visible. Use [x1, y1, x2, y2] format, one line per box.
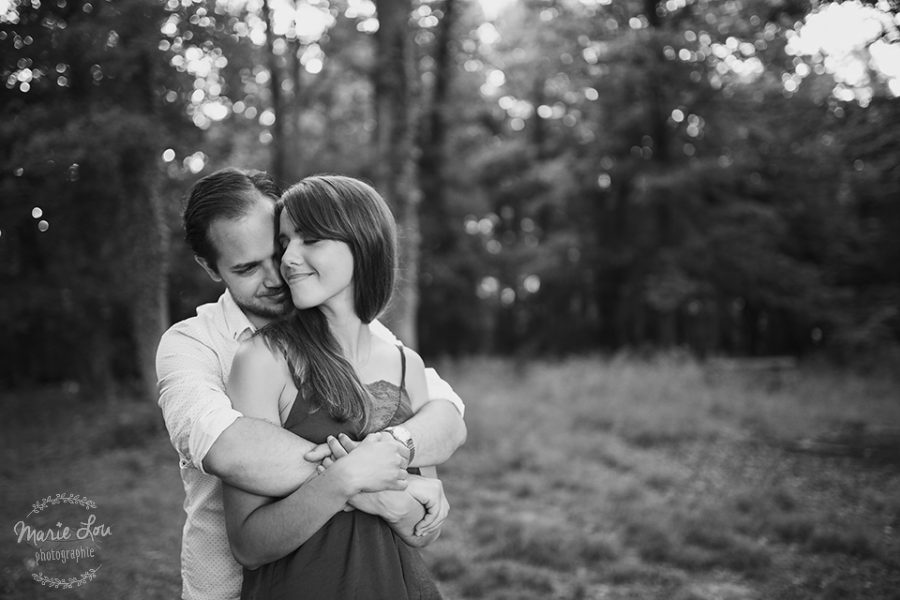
[12, 492, 110, 589]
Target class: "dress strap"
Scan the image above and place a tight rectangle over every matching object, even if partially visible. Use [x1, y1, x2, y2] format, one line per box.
[396, 344, 406, 391]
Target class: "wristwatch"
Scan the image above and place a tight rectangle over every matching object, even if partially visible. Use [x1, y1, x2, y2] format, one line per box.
[384, 425, 415, 464]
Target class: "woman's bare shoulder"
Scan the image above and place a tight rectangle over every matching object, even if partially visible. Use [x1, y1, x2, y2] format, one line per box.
[366, 335, 424, 382]
[232, 334, 289, 377]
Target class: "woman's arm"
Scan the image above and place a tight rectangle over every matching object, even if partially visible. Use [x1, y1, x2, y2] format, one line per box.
[222, 338, 410, 568]
[222, 337, 350, 569]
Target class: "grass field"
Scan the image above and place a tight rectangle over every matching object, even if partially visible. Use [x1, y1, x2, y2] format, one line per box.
[2, 355, 899, 599]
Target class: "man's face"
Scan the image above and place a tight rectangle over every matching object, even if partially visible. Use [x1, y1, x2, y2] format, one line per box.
[196, 195, 291, 327]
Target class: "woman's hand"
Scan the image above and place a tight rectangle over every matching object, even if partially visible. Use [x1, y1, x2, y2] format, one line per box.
[312, 432, 361, 468]
[326, 432, 410, 494]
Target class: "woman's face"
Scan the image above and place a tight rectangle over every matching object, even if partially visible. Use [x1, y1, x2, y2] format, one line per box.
[277, 209, 355, 313]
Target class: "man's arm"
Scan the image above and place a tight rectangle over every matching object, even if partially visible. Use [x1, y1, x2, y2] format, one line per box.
[402, 395, 467, 468]
[386, 348, 466, 467]
[156, 326, 313, 496]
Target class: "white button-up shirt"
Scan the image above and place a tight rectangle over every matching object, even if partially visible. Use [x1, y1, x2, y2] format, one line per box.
[156, 290, 464, 600]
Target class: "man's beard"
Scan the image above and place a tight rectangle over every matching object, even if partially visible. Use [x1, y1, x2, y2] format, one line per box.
[237, 293, 292, 322]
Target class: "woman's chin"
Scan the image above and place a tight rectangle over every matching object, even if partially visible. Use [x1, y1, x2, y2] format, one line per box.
[290, 294, 318, 310]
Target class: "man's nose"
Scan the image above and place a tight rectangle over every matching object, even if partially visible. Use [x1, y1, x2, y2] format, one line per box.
[262, 258, 283, 287]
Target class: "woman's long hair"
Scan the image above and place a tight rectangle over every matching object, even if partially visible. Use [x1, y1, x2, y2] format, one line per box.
[258, 175, 397, 432]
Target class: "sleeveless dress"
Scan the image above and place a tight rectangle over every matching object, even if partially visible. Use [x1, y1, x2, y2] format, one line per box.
[240, 346, 443, 600]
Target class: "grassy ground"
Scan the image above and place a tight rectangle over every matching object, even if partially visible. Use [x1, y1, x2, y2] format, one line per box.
[2, 355, 899, 599]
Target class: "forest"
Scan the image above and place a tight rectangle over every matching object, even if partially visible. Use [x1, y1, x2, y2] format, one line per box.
[2, 0, 899, 398]
[3, 3, 900, 599]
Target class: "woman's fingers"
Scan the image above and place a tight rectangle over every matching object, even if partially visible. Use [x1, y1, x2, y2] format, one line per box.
[303, 443, 332, 463]
[327, 435, 349, 458]
[337, 433, 360, 452]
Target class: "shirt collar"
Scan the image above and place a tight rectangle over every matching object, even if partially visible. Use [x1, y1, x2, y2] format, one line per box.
[220, 290, 256, 342]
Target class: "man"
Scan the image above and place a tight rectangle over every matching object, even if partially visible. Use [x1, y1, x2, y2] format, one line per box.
[156, 168, 466, 600]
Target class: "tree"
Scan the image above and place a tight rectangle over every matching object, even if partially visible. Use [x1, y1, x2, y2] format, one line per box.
[374, 0, 422, 346]
[0, 0, 195, 399]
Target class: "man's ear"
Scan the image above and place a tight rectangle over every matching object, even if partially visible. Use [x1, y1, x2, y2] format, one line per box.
[195, 255, 223, 283]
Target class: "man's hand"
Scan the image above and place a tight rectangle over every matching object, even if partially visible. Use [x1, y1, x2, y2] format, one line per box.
[405, 475, 449, 537]
[317, 433, 447, 536]
[348, 490, 411, 524]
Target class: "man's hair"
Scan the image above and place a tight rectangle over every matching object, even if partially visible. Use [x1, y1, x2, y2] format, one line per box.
[257, 174, 397, 434]
[183, 167, 280, 269]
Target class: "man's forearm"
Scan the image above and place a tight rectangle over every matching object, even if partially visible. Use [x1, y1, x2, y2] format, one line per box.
[402, 399, 467, 467]
[204, 417, 317, 496]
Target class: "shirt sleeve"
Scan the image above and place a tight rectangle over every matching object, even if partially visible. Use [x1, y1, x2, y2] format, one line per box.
[423, 368, 465, 417]
[156, 326, 242, 474]
[370, 319, 466, 417]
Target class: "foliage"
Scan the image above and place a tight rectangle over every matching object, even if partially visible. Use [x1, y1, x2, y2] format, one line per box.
[2, 0, 900, 389]
[0, 0, 197, 394]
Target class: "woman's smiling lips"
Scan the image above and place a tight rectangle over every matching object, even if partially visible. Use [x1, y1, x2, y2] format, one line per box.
[285, 271, 315, 283]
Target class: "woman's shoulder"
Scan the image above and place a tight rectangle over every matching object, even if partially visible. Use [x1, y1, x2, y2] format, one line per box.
[368, 336, 424, 380]
[233, 333, 288, 375]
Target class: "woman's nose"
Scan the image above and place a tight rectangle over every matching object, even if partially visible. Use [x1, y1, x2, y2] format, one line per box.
[281, 242, 304, 267]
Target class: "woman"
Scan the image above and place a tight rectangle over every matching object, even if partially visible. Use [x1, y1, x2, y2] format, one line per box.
[222, 175, 444, 599]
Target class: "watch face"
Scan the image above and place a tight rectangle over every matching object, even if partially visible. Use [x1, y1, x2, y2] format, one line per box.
[389, 426, 412, 447]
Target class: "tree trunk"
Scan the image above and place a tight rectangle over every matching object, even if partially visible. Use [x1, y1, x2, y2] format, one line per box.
[262, 0, 286, 184]
[644, 0, 670, 164]
[374, 0, 420, 347]
[131, 276, 168, 404]
[81, 305, 116, 402]
[130, 187, 170, 404]
[286, 31, 303, 183]
[417, 0, 457, 253]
